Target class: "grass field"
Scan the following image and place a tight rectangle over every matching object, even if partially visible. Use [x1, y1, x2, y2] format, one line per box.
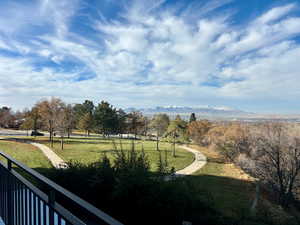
[0, 140, 52, 169]
[0, 135, 194, 171]
[46, 137, 194, 171]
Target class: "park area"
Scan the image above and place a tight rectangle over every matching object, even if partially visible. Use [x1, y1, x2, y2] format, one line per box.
[0, 139, 52, 169]
[0, 135, 194, 171]
[0, 133, 299, 225]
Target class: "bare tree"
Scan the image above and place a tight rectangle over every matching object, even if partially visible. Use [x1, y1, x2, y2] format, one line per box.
[64, 104, 75, 138]
[149, 114, 170, 151]
[250, 123, 300, 206]
[0, 107, 15, 128]
[54, 103, 71, 150]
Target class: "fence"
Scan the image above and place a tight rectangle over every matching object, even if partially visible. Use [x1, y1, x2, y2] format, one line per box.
[0, 151, 123, 225]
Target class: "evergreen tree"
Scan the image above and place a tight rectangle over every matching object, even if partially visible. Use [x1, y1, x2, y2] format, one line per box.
[94, 101, 119, 136]
[73, 100, 94, 128]
[116, 109, 127, 137]
[189, 113, 196, 123]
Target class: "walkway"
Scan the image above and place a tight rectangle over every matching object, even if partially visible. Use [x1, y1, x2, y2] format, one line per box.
[1, 136, 205, 173]
[175, 145, 207, 176]
[30, 142, 67, 169]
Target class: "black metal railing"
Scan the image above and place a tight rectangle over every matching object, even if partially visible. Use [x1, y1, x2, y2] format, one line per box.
[0, 151, 123, 225]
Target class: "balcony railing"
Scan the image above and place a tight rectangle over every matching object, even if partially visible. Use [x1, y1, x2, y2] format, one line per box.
[0, 151, 123, 225]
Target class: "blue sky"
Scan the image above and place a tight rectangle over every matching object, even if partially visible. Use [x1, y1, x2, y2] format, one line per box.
[0, 0, 300, 113]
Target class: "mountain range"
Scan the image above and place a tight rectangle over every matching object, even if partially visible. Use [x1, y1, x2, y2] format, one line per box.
[124, 106, 252, 118]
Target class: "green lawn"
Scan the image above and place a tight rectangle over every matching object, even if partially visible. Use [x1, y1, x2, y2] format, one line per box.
[45, 137, 194, 171]
[0, 140, 52, 169]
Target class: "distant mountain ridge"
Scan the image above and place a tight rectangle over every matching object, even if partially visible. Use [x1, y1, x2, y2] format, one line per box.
[124, 106, 251, 117]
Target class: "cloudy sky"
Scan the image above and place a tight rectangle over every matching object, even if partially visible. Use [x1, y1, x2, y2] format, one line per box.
[0, 0, 300, 113]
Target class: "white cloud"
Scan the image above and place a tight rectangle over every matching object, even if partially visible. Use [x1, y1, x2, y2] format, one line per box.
[256, 3, 296, 24]
[0, 0, 300, 113]
[39, 0, 80, 37]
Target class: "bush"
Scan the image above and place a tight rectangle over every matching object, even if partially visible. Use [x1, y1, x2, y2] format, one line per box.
[45, 143, 223, 225]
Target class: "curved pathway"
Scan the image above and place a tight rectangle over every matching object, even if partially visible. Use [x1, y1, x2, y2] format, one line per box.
[30, 142, 67, 169]
[1, 137, 205, 173]
[175, 145, 207, 176]
[33, 144, 205, 173]
[0, 137, 67, 168]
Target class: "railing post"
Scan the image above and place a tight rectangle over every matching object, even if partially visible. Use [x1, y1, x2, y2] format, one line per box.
[7, 160, 12, 171]
[49, 189, 56, 225]
[0, 151, 123, 225]
[7, 159, 14, 225]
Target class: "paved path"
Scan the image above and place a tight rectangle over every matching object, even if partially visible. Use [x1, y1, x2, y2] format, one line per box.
[175, 145, 207, 176]
[1, 136, 205, 173]
[30, 143, 67, 169]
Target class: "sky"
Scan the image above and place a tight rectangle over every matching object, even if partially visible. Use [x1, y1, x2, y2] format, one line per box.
[0, 0, 300, 114]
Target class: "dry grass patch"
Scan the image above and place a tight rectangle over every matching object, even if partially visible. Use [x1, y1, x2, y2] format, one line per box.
[191, 144, 254, 181]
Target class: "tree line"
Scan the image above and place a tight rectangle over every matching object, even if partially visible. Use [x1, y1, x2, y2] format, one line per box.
[186, 119, 300, 209]
[1, 98, 198, 153]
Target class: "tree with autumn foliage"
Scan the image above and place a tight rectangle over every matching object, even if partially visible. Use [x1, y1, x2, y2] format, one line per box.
[35, 97, 65, 147]
[126, 111, 146, 139]
[187, 120, 212, 145]
[20, 107, 41, 136]
[78, 112, 94, 136]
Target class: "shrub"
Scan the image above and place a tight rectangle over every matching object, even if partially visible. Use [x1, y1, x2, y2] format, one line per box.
[45, 143, 223, 225]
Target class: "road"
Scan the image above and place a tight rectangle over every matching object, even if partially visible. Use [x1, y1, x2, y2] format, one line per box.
[0, 129, 32, 136]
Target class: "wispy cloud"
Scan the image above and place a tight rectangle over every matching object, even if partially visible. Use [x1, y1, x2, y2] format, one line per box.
[0, 0, 300, 113]
[256, 3, 296, 24]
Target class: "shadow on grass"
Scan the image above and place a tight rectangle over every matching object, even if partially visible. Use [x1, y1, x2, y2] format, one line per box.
[2, 138, 299, 225]
[29, 168, 282, 225]
[69, 136, 141, 141]
[2, 159, 298, 225]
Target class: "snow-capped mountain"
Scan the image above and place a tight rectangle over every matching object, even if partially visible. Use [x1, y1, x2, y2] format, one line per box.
[124, 106, 251, 117]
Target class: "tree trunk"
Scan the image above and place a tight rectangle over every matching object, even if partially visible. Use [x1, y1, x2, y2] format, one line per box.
[156, 132, 159, 151]
[50, 129, 54, 148]
[61, 136, 64, 150]
[173, 131, 176, 157]
[49, 130, 52, 142]
[49, 121, 52, 142]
